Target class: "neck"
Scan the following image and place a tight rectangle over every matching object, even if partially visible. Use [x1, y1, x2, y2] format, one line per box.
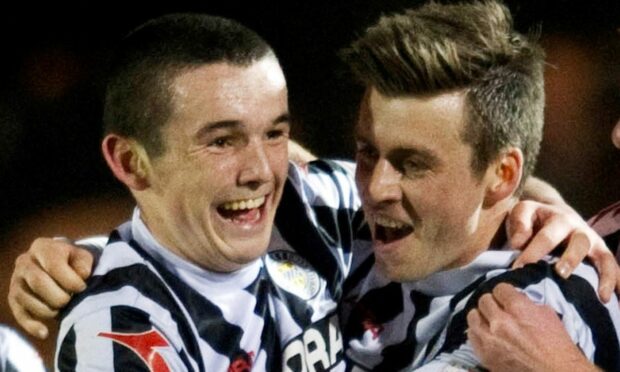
[453, 197, 518, 268]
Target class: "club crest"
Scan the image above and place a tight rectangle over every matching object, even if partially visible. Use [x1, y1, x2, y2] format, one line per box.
[266, 250, 321, 300]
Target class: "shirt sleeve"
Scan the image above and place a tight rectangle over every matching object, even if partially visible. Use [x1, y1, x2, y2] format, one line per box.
[56, 305, 190, 371]
[0, 326, 46, 372]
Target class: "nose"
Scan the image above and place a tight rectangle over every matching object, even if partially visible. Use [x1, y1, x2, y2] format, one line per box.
[238, 140, 272, 188]
[612, 119, 620, 150]
[365, 158, 402, 206]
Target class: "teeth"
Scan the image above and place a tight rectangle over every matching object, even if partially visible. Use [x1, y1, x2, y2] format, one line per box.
[375, 215, 407, 229]
[221, 196, 266, 211]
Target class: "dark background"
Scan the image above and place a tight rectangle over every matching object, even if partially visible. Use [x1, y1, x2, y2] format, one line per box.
[0, 1, 618, 367]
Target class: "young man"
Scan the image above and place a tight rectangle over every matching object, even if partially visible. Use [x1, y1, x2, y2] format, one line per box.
[46, 14, 363, 371]
[339, 1, 620, 371]
[465, 123, 620, 372]
[6, 5, 619, 372]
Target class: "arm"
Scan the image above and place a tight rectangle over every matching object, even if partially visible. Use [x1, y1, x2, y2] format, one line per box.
[288, 139, 317, 165]
[466, 283, 601, 372]
[522, 176, 566, 206]
[8, 237, 98, 339]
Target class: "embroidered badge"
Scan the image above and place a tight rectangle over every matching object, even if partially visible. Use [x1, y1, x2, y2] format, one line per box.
[266, 250, 321, 300]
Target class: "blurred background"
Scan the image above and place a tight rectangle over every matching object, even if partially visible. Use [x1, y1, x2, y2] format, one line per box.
[0, 0, 618, 367]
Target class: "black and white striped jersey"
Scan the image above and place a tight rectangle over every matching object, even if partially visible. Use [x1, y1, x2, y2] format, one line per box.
[0, 325, 46, 372]
[589, 200, 620, 260]
[341, 249, 620, 372]
[55, 159, 371, 372]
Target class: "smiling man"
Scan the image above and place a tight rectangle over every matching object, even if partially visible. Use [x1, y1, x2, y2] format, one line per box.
[51, 14, 363, 371]
[340, 1, 620, 371]
[6, 5, 620, 372]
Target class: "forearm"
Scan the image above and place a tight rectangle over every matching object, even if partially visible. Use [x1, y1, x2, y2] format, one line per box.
[521, 176, 566, 207]
[288, 140, 317, 165]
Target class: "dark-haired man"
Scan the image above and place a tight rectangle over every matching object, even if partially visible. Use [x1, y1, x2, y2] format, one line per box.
[45, 14, 362, 371]
[7, 5, 619, 372]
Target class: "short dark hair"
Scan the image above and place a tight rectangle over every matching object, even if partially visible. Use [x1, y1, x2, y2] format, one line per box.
[342, 0, 545, 189]
[103, 13, 274, 157]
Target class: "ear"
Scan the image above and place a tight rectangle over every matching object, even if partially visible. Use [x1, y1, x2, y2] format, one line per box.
[483, 147, 523, 207]
[101, 134, 151, 191]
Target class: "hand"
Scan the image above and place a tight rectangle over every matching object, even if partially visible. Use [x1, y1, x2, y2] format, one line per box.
[8, 237, 93, 339]
[507, 200, 620, 302]
[466, 283, 600, 372]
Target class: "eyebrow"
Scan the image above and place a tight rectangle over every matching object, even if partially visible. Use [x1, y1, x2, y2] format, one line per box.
[390, 146, 440, 168]
[196, 112, 291, 137]
[355, 133, 439, 164]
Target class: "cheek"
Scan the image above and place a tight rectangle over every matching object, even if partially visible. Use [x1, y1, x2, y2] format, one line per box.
[612, 119, 620, 149]
[268, 144, 290, 176]
[355, 161, 372, 193]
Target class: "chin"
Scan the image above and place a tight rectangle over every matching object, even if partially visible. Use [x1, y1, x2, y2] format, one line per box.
[229, 233, 272, 261]
[376, 258, 434, 282]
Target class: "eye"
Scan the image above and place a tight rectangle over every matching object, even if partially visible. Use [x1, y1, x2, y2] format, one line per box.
[355, 142, 378, 163]
[266, 124, 290, 142]
[209, 136, 234, 148]
[402, 158, 429, 176]
[266, 129, 285, 140]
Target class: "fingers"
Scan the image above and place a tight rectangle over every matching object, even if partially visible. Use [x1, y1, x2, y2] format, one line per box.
[467, 308, 484, 330]
[490, 283, 530, 315]
[587, 241, 619, 303]
[22, 261, 73, 309]
[31, 238, 89, 293]
[11, 279, 60, 319]
[10, 250, 72, 311]
[7, 237, 90, 340]
[477, 293, 504, 333]
[512, 213, 572, 268]
[509, 201, 620, 301]
[8, 264, 52, 339]
[466, 309, 487, 351]
[554, 231, 592, 279]
[70, 247, 95, 280]
[506, 201, 537, 250]
[7, 306, 49, 340]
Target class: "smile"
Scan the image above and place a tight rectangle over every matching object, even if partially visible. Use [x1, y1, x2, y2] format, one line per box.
[217, 195, 268, 225]
[373, 215, 414, 243]
[220, 196, 266, 211]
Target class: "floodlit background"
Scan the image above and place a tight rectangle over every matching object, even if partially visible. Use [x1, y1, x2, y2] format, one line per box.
[0, 1, 618, 367]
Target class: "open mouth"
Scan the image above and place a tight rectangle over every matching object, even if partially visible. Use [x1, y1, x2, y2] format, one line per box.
[217, 195, 267, 224]
[373, 215, 414, 244]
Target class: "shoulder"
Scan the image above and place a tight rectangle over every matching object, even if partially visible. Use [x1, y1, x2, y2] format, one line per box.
[286, 159, 359, 210]
[0, 326, 46, 372]
[589, 200, 620, 237]
[56, 304, 187, 372]
[61, 238, 178, 332]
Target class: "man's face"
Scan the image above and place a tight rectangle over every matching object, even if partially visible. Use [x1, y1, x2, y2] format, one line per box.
[142, 56, 290, 272]
[355, 88, 491, 282]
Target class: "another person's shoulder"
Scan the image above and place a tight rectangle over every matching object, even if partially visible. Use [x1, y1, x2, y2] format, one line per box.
[287, 158, 356, 187]
[60, 229, 167, 325]
[589, 200, 620, 233]
[287, 159, 359, 209]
